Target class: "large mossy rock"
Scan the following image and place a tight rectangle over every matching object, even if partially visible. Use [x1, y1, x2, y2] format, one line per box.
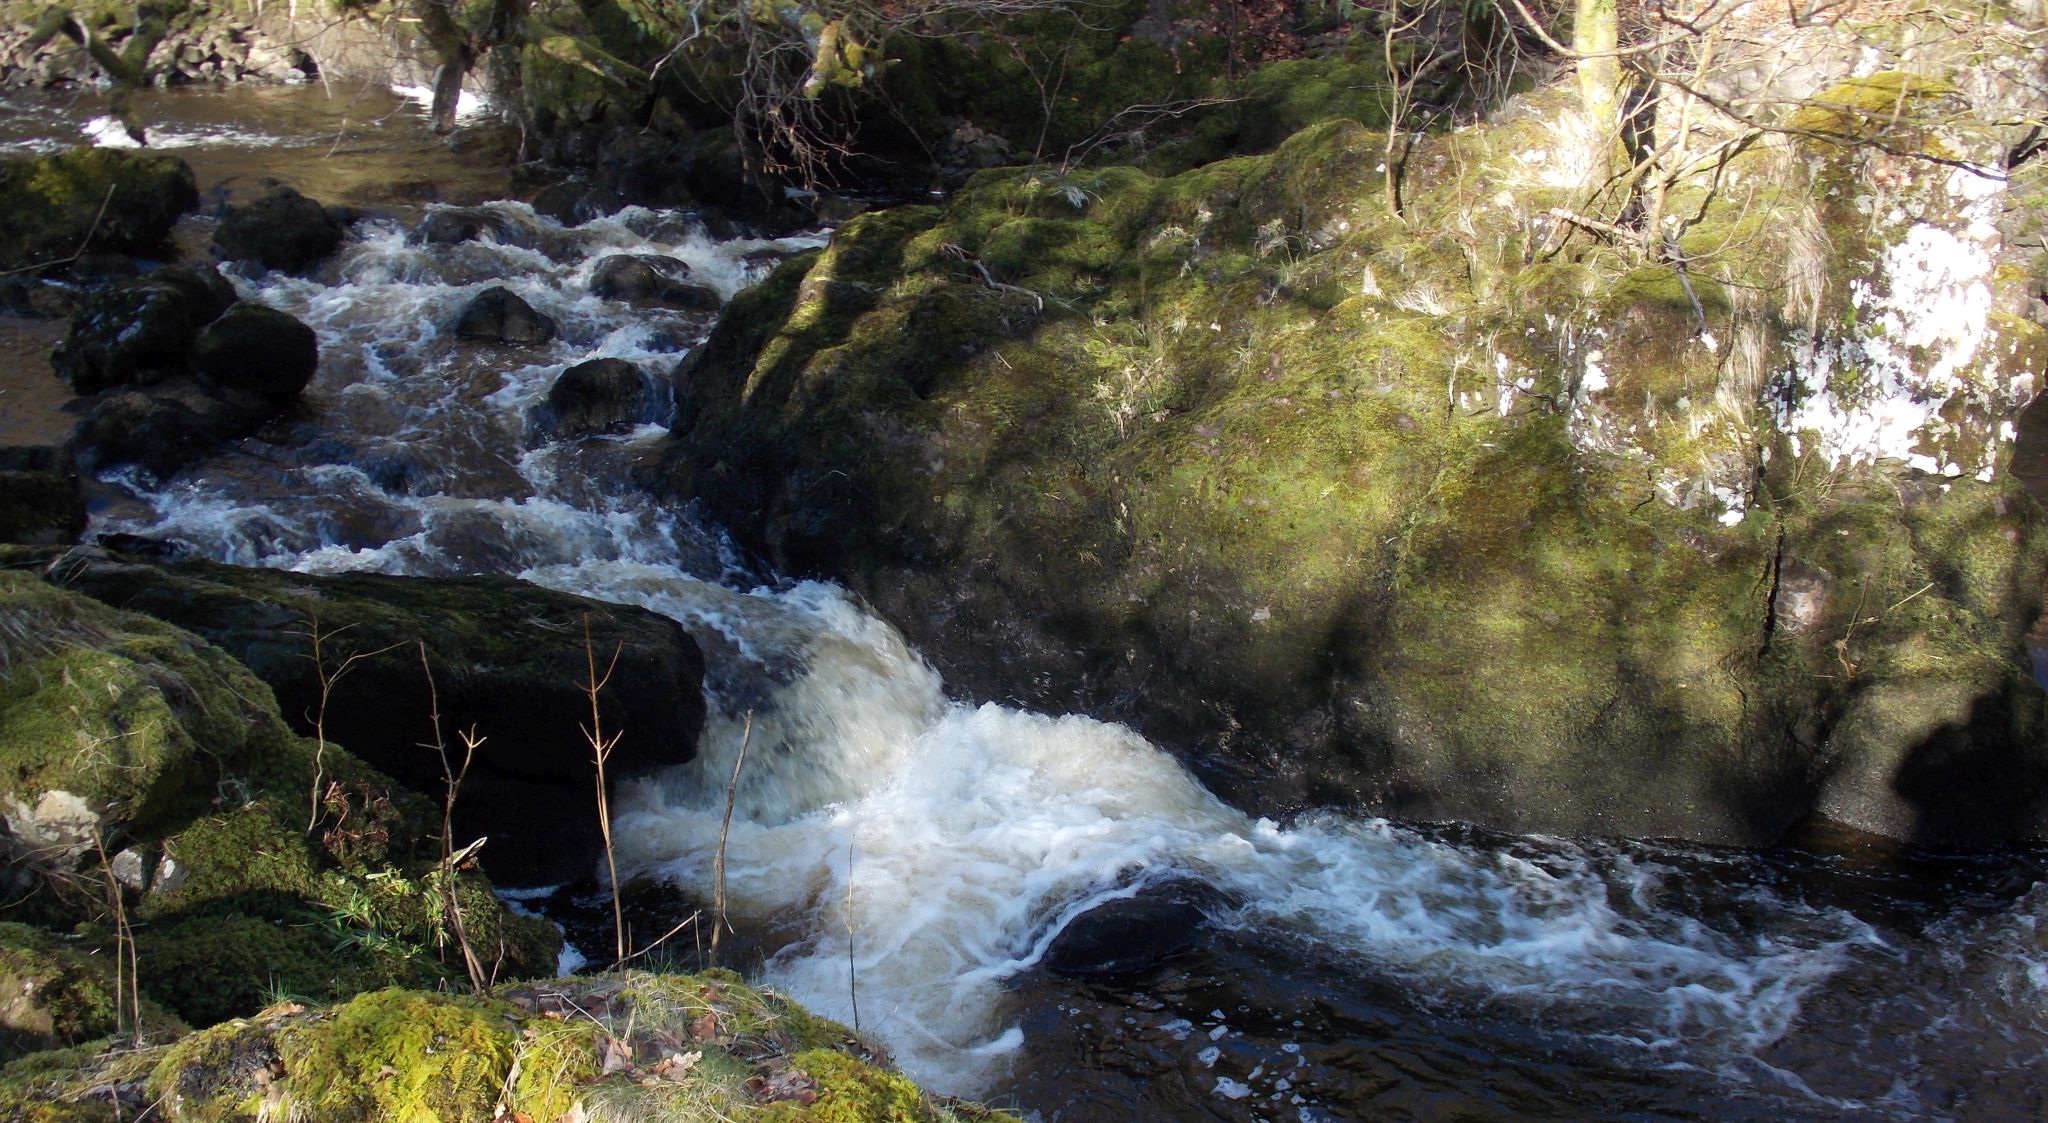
[0, 149, 199, 272]
[0, 971, 1018, 1123]
[22, 547, 707, 885]
[662, 99, 2048, 846]
[0, 568, 558, 1032]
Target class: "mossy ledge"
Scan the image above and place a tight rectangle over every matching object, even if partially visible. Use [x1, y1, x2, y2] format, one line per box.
[0, 972, 1016, 1123]
[661, 65, 2048, 847]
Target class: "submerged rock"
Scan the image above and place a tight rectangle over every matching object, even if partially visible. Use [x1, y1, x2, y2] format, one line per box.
[212, 183, 346, 272]
[454, 285, 557, 344]
[1043, 879, 1227, 979]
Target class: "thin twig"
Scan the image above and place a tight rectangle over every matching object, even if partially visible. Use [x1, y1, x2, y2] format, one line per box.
[580, 616, 628, 967]
[709, 710, 754, 968]
[0, 184, 115, 277]
[845, 841, 860, 1032]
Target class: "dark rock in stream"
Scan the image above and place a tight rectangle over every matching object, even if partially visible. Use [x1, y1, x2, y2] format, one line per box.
[589, 254, 721, 310]
[9, 546, 708, 886]
[212, 184, 347, 272]
[540, 357, 660, 438]
[410, 206, 529, 248]
[52, 270, 320, 480]
[72, 385, 249, 479]
[1043, 880, 1229, 979]
[191, 302, 320, 400]
[0, 445, 84, 546]
[454, 286, 557, 345]
[50, 266, 236, 393]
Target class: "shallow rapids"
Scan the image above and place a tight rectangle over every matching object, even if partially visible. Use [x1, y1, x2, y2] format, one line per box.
[39, 86, 2048, 1121]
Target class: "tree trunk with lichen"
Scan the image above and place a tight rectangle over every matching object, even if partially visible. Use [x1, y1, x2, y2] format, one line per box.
[1573, 0, 1619, 167]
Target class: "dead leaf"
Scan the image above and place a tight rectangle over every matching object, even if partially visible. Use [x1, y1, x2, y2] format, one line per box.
[597, 1035, 634, 1076]
[687, 1012, 722, 1041]
[647, 1051, 703, 1083]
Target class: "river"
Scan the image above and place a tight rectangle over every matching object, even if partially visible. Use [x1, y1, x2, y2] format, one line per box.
[5, 82, 2046, 1122]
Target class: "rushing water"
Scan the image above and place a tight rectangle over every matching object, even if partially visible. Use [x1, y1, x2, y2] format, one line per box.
[11, 86, 2048, 1121]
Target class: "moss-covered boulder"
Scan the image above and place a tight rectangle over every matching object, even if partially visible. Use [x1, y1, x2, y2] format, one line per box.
[0, 570, 558, 1030]
[661, 84, 2048, 846]
[17, 546, 707, 886]
[0, 148, 198, 272]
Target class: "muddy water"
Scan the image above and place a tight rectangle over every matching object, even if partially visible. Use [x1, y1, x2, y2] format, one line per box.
[9, 84, 2048, 1122]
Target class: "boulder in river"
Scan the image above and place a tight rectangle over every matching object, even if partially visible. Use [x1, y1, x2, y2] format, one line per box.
[589, 253, 721, 310]
[0, 565, 558, 1028]
[0, 148, 198, 272]
[49, 265, 236, 394]
[542, 356, 659, 438]
[212, 183, 347, 272]
[190, 301, 321, 401]
[454, 285, 557, 344]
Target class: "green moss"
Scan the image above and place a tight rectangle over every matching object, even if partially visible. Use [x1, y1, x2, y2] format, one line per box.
[0, 571, 295, 843]
[0, 1040, 157, 1123]
[276, 989, 516, 1122]
[1788, 71, 1956, 138]
[748, 1048, 937, 1123]
[0, 923, 183, 1058]
[0, 148, 198, 270]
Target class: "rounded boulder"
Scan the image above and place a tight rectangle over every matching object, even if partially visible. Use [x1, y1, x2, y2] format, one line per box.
[190, 302, 320, 401]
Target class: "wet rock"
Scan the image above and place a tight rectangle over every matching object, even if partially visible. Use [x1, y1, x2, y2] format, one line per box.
[71, 383, 255, 480]
[589, 254, 721, 310]
[22, 548, 708, 887]
[50, 265, 235, 393]
[454, 285, 557, 345]
[409, 206, 529, 247]
[0, 446, 84, 547]
[212, 183, 346, 272]
[1043, 880, 1226, 979]
[542, 356, 658, 438]
[0, 149, 198, 272]
[190, 302, 320, 401]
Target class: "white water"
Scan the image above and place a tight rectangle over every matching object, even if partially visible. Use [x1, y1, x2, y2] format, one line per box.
[92, 201, 1910, 1110]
